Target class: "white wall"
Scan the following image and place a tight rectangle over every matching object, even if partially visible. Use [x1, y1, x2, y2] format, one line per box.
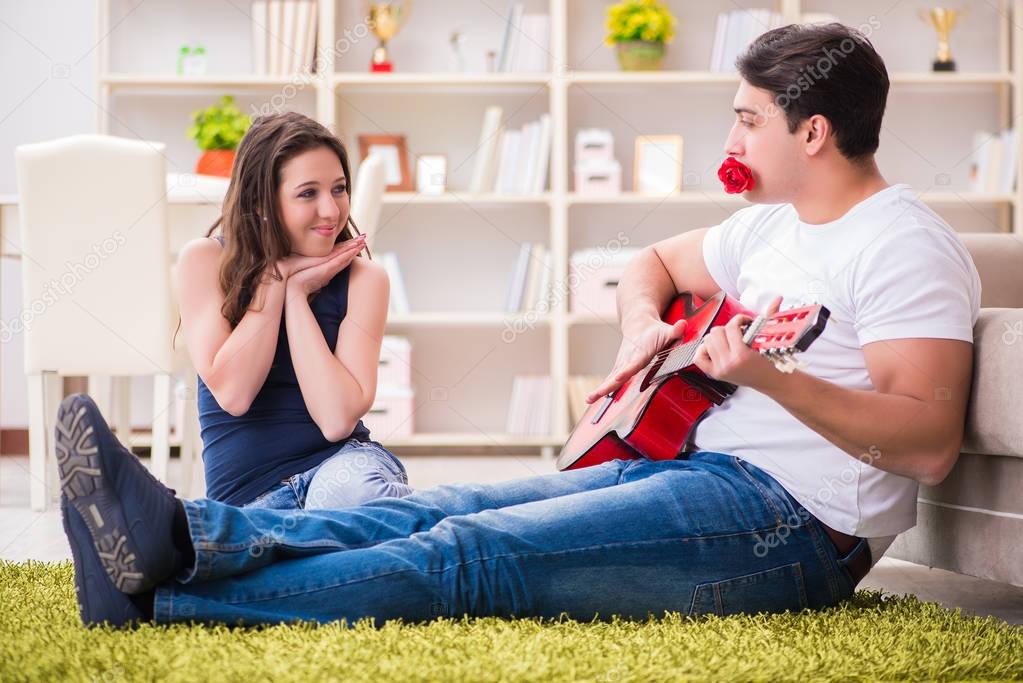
[1, 1, 97, 428]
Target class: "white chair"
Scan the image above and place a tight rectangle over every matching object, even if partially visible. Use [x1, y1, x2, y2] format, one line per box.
[15, 134, 178, 510]
[350, 153, 386, 248]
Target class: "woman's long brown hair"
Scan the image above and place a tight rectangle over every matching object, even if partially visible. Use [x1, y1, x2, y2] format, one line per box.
[172, 111, 370, 350]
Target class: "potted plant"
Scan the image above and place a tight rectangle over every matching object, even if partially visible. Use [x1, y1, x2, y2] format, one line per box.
[605, 0, 677, 72]
[186, 95, 251, 177]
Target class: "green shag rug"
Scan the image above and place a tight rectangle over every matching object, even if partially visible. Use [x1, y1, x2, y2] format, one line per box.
[2, 561, 1022, 682]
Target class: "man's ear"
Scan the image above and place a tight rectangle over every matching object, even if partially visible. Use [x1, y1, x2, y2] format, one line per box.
[803, 114, 831, 156]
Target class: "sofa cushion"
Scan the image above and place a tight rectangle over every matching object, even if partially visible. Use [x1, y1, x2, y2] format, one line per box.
[963, 308, 1023, 458]
[959, 233, 1023, 308]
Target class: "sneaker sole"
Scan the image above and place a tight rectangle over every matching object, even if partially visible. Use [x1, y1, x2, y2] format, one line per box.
[56, 394, 147, 594]
[61, 498, 143, 627]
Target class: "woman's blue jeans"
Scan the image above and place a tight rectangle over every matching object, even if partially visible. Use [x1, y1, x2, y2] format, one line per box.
[154, 452, 862, 626]
[242, 438, 413, 511]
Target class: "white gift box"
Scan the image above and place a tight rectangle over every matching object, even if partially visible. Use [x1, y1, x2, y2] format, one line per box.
[569, 248, 639, 315]
[362, 385, 415, 439]
[574, 159, 622, 195]
[575, 128, 615, 164]
[378, 335, 412, 388]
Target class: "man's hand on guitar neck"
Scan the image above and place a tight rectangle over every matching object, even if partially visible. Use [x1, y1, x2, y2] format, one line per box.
[692, 295, 785, 391]
[585, 317, 688, 404]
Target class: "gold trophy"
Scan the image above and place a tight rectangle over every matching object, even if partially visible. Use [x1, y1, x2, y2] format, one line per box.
[367, 2, 412, 73]
[919, 7, 964, 72]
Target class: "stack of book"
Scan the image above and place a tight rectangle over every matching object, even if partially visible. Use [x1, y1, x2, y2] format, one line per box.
[378, 252, 410, 314]
[969, 129, 1018, 194]
[506, 375, 552, 435]
[709, 9, 783, 72]
[470, 107, 552, 194]
[496, 5, 551, 73]
[251, 0, 318, 76]
[505, 242, 553, 313]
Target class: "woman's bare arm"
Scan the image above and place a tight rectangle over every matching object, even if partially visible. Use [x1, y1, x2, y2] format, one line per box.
[285, 257, 389, 441]
[174, 237, 286, 416]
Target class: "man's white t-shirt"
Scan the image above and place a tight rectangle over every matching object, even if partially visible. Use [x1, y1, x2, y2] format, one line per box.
[694, 183, 981, 566]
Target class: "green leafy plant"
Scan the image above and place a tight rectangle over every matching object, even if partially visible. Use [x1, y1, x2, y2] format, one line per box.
[186, 95, 251, 151]
[605, 0, 677, 45]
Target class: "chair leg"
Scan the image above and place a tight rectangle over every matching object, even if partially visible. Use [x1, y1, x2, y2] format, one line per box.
[28, 371, 64, 511]
[175, 376, 193, 495]
[113, 376, 132, 446]
[150, 374, 172, 483]
[187, 373, 205, 498]
[44, 372, 63, 505]
[88, 374, 112, 425]
[27, 373, 48, 512]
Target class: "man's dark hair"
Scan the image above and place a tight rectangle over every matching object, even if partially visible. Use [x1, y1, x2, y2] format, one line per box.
[736, 23, 889, 161]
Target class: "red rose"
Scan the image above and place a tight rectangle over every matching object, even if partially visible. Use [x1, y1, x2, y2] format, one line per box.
[718, 157, 755, 194]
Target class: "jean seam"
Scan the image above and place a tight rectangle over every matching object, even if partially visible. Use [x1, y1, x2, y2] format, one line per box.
[181, 500, 211, 583]
[203, 528, 819, 605]
[729, 457, 785, 525]
[806, 517, 848, 602]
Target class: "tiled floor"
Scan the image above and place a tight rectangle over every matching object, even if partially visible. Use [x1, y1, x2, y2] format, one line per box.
[3, 453, 1022, 625]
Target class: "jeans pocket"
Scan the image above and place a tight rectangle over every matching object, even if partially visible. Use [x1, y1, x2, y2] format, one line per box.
[689, 561, 809, 617]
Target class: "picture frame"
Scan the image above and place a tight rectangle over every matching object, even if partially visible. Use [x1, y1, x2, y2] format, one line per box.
[415, 153, 448, 195]
[357, 134, 413, 191]
[633, 135, 684, 195]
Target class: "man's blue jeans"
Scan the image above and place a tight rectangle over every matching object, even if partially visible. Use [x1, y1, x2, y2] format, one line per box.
[153, 452, 862, 625]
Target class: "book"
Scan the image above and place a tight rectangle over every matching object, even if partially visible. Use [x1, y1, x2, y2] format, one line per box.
[969, 129, 1017, 194]
[512, 14, 551, 73]
[521, 243, 543, 311]
[710, 10, 783, 72]
[379, 252, 410, 314]
[520, 122, 540, 195]
[532, 113, 552, 193]
[252, 0, 268, 75]
[999, 128, 1018, 194]
[496, 2, 521, 73]
[505, 242, 532, 312]
[498, 3, 526, 73]
[489, 114, 552, 195]
[495, 129, 522, 194]
[268, 0, 283, 75]
[470, 106, 504, 193]
[281, 0, 298, 75]
[292, 0, 315, 75]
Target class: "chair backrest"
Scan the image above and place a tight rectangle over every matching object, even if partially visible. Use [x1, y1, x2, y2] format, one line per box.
[350, 153, 386, 246]
[15, 134, 174, 375]
[959, 233, 1023, 309]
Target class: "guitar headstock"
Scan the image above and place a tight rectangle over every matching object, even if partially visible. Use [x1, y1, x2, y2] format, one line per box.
[741, 303, 831, 374]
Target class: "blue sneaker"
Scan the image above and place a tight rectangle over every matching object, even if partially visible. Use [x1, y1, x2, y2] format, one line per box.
[55, 393, 183, 594]
[61, 495, 146, 627]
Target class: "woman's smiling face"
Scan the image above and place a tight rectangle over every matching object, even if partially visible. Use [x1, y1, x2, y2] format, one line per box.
[277, 146, 350, 257]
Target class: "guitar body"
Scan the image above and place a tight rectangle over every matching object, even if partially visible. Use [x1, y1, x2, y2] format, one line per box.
[557, 291, 754, 471]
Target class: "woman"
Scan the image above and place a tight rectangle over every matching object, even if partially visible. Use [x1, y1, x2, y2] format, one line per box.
[172, 111, 412, 510]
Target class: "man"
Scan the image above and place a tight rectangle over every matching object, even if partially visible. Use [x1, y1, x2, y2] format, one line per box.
[61, 23, 979, 627]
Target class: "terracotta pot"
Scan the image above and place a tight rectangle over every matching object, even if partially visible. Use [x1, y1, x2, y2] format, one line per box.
[615, 40, 666, 71]
[196, 149, 236, 177]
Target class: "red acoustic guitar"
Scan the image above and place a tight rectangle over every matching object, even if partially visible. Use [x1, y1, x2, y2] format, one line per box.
[556, 291, 830, 471]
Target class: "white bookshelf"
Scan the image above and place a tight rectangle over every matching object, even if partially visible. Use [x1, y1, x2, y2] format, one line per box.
[96, 0, 1023, 455]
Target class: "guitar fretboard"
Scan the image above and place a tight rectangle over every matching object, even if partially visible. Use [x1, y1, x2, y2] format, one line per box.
[651, 339, 703, 381]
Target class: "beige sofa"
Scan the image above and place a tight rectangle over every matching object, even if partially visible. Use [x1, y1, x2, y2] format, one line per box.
[886, 233, 1023, 587]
